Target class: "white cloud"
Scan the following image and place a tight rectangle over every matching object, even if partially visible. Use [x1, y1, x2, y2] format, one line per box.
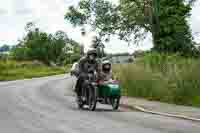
[0, 0, 200, 53]
[0, 0, 77, 45]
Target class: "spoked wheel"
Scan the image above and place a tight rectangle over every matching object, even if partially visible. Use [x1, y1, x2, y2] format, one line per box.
[76, 88, 85, 109]
[76, 95, 84, 109]
[77, 100, 84, 109]
[88, 86, 97, 111]
[110, 97, 120, 110]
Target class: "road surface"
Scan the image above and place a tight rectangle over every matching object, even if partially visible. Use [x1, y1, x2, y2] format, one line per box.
[0, 74, 199, 133]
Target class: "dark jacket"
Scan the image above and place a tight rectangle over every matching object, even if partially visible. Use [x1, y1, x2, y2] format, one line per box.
[78, 57, 99, 74]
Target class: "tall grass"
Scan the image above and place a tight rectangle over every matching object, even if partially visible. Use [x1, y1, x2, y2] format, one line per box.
[0, 60, 66, 81]
[113, 53, 200, 107]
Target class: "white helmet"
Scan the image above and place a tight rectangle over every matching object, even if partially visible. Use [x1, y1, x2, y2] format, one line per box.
[102, 60, 111, 72]
[102, 60, 111, 65]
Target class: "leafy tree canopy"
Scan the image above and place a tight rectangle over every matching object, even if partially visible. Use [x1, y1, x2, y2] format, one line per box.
[11, 22, 81, 65]
[65, 0, 198, 55]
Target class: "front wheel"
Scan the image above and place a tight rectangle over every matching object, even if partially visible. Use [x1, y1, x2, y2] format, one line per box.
[88, 86, 97, 111]
[110, 97, 120, 110]
[76, 96, 84, 109]
[76, 88, 85, 109]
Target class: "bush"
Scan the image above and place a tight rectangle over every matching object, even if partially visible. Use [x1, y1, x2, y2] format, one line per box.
[113, 53, 200, 107]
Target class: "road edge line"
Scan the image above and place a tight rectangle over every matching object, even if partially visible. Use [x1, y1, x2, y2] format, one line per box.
[120, 104, 200, 122]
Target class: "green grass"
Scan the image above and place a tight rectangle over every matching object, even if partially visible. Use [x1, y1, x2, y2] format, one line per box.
[113, 53, 200, 107]
[0, 60, 68, 81]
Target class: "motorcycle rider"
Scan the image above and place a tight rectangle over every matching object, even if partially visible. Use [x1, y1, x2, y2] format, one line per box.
[75, 48, 99, 100]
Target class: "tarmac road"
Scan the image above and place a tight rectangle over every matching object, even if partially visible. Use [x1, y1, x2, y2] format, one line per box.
[0, 74, 200, 133]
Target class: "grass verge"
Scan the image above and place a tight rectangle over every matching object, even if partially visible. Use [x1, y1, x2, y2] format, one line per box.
[0, 60, 68, 81]
[113, 53, 200, 107]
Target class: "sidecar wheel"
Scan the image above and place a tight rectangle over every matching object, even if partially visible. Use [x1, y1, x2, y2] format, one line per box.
[111, 97, 120, 110]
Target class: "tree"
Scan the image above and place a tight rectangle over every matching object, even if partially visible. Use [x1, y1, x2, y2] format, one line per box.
[12, 22, 81, 65]
[65, 0, 197, 55]
[25, 22, 36, 32]
[152, 0, 193, 54]
[65, 0, 120, 42]
[188, 0, 198, 6]
[0, 44, 10, 52]
[54, 30, 69, 41]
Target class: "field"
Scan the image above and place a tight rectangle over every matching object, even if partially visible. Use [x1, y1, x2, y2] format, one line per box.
[0, 60, 67, 81]
[113, 53, 200, 107]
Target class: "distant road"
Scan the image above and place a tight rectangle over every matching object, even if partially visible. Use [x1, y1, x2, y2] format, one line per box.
[0, 75, 199, 133]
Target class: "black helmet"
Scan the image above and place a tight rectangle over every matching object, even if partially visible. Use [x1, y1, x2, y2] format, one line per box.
[87, 48, 97, 57]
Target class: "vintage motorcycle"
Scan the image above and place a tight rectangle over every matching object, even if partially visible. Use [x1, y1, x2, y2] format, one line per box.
[76, 70, 121, 111]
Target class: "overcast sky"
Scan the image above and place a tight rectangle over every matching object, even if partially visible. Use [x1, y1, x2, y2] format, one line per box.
[0, 0, 200, 53]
